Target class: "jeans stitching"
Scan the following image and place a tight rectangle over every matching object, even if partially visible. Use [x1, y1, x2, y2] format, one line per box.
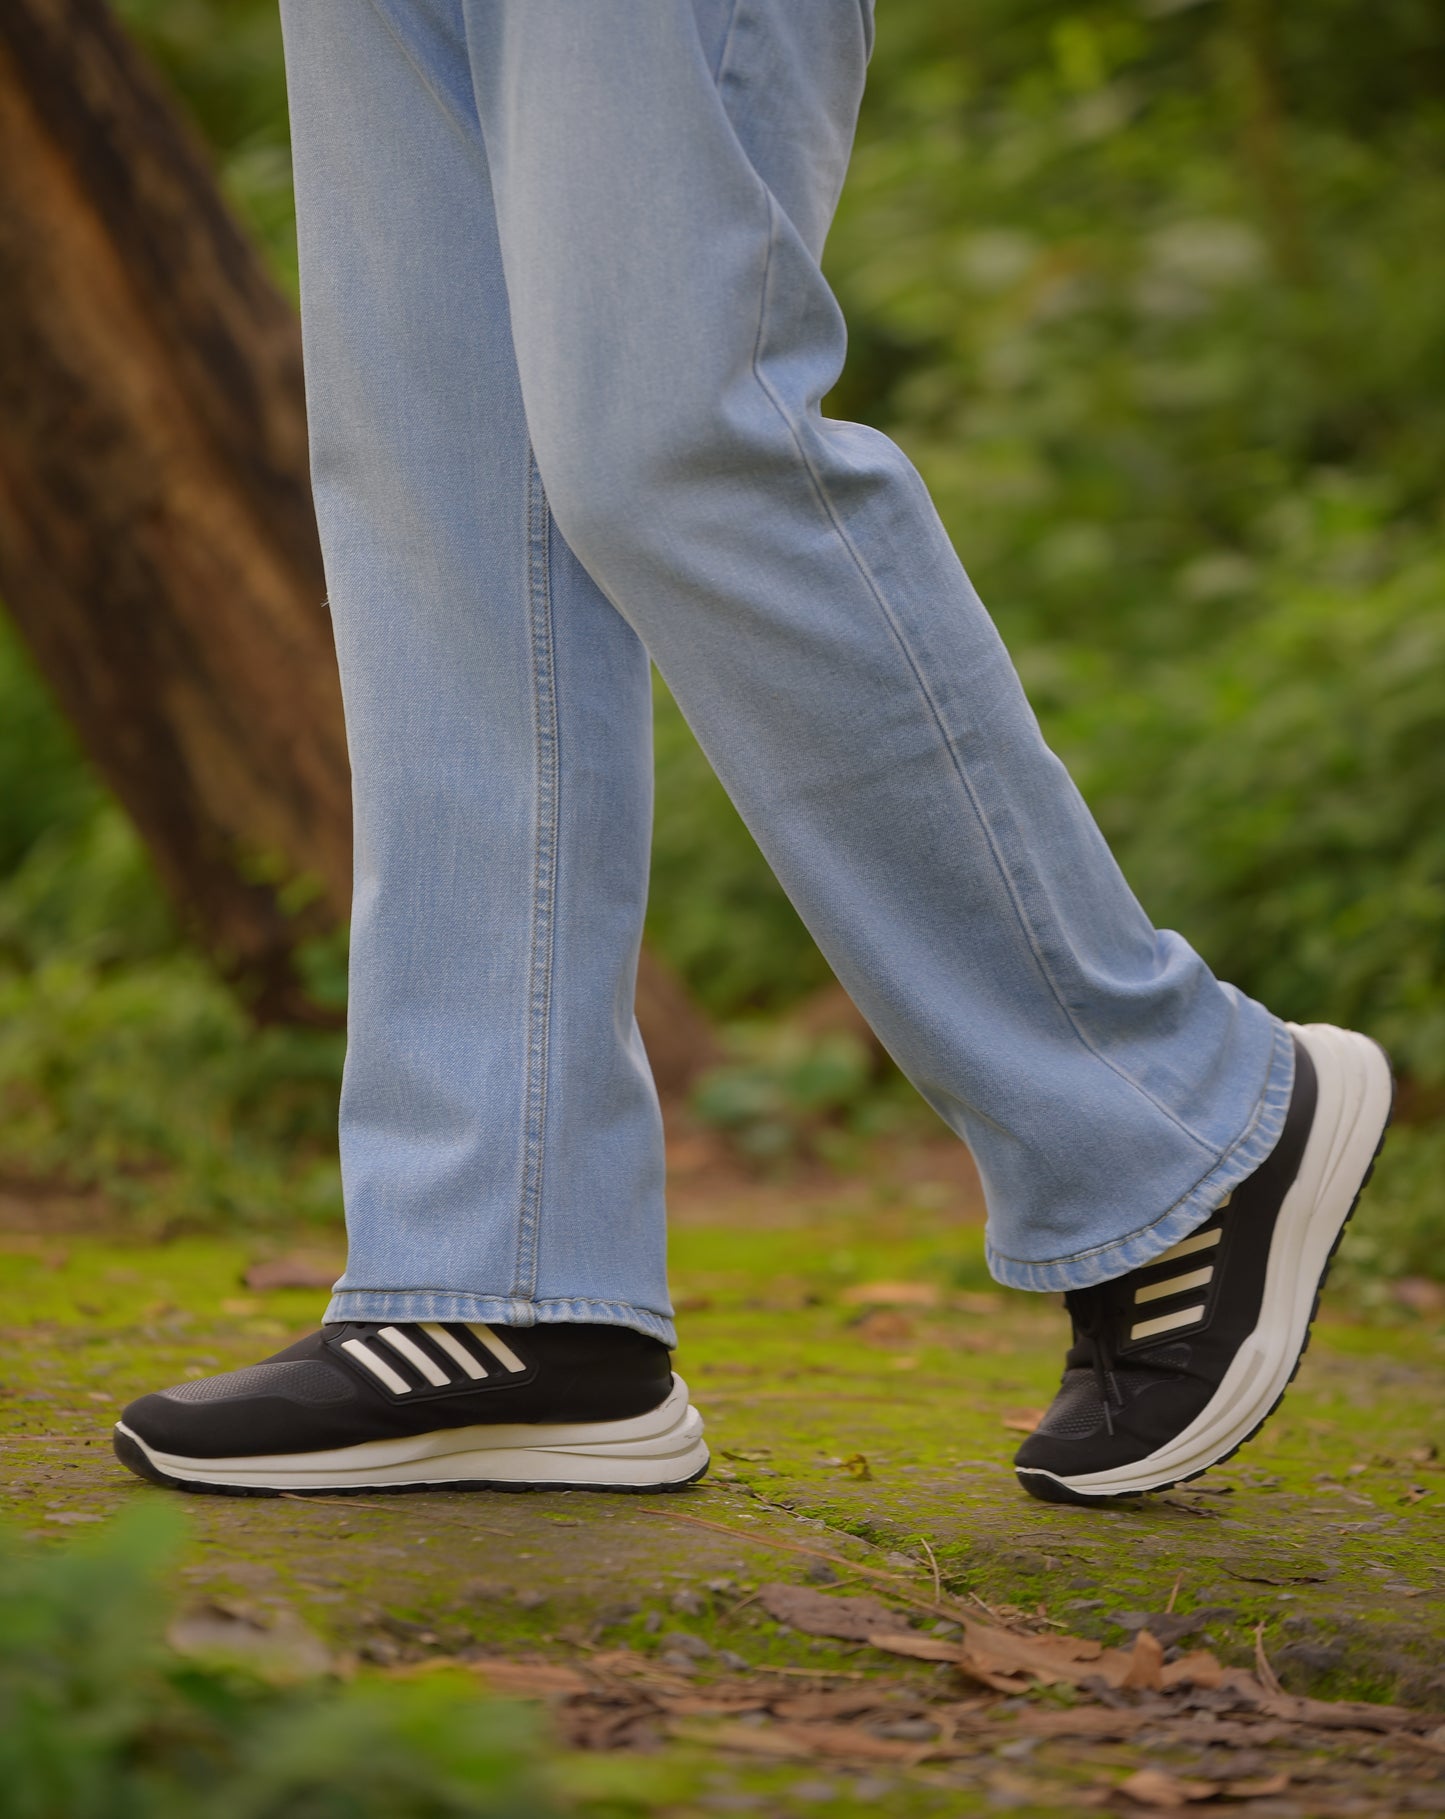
[745, 191, 1214, 1155]
[330, 1293, 663, 1313]
[327, 1293, 677, 1342]
[514, 450, 559, 1304]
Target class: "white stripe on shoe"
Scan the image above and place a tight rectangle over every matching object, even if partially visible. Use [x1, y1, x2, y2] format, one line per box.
[421, 1323, 489, 1379]
[1134, 1266, 1214, 1305]
[1129, 1303, 1209, 1341]
[468, 1323, 526, 1373]
[379, 1326, 451, 1387]
[341, 1338, 412, 1395]
[1152, 1226, 1222, 1265]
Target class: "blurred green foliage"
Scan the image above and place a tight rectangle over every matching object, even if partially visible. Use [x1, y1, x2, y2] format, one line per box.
[0, 1509, 558, 1818]
[691, 1023, 913, 1167]
[0, 0, 1439, 1264]
[0, 625, 344, 1229]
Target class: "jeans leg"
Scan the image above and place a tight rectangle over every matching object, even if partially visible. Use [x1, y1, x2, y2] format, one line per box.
[280, 0, 673, 1340]
[461, 0, 1295, 1292]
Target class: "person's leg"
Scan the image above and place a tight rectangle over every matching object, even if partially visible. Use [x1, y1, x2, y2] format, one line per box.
[278, 0, 672, 1342]
[460, 0, 1294, 1292]
[112, 0, 716, 1495]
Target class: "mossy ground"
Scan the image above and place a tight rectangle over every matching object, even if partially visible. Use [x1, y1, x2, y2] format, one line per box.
[2, 1154, 1442, 1815]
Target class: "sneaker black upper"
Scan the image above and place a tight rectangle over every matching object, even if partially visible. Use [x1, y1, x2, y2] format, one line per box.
[1014, 1036, 1317, 1487]
[119, 1321, 673, 1460]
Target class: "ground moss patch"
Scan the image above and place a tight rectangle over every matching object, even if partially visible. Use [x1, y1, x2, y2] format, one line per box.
[2, 1190, 1442, 1814]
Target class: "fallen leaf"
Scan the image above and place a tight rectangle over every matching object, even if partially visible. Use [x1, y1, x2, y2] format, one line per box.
[1224, 1774, 1290, 1798]
[671, 1719, 929, 1763]
[1159, 1650, 1226, 1690]
[838, 1281, 940, 1308]
[852, 1308, 915, 1345]
[755, 1583, 912, 1642]
[1009, 1707, 1159, 1741]
[771, 1690, 903, 1722]
[662, 1693, 772, 1717]
[1117, 1768, 1218, 1806]
[1002, 1409, 1046, 1434]
[960, 1620, 1124, 1690]
[864, 1619, 1153, 1696]
[1122, 1629, 1164, 1691]
[243, 1255, 341, 1291]
[465, 1660, 589, 1697]
[865, 1631, 967, 1664]
[838, 1453, 872, 1480]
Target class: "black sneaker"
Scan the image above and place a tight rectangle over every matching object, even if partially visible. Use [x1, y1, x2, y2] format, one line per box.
[1014, 1023, 1392, 1505]
[114, 1320, 708, 1496]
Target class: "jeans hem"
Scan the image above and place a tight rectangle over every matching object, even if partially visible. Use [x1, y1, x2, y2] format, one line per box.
[986, 1016, 1297, 1293]
[323, 1290, 677, 1348]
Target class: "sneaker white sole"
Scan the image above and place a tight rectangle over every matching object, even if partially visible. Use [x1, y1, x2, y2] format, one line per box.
[114, 1375, 709, 1495]
[1016, 1023, 1392, 1501]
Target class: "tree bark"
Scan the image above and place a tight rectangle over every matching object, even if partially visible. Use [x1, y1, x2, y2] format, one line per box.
[0, 0, 714, 1084]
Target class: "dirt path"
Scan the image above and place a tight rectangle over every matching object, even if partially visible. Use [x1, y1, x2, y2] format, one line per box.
[2, 1179, 1442, 1815]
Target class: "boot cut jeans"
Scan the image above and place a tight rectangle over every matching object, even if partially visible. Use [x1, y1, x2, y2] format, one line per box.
[279, 0, 1295, 1345]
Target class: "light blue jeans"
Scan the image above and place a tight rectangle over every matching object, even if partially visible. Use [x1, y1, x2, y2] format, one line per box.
[279, 0, 1294, 1345]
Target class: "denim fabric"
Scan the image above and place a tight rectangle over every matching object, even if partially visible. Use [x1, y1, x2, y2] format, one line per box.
[278, 0, 1294, 1342]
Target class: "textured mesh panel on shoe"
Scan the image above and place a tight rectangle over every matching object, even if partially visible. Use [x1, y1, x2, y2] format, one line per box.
[1035, 1369, 1109, 1438]
[161, 1361, 353, 1406]
[1035, 1344, 1192, 1438]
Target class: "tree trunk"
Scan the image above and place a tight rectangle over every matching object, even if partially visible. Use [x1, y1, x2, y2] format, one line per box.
[0, 0, 714, 1085]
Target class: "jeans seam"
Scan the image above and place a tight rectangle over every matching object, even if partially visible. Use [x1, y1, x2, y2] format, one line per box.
[745, 191, 1214, 1155]
[330, 1291, 660, 1312]
[514, 450, 559, 1303]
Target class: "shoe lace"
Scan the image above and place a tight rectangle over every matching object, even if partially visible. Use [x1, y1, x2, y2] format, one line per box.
[1064, 1285, 1121, 1436]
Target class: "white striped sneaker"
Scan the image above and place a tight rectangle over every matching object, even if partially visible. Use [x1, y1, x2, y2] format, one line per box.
[114, 1319, 708, 1496]
[1014, 1023, 1393, 1505]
